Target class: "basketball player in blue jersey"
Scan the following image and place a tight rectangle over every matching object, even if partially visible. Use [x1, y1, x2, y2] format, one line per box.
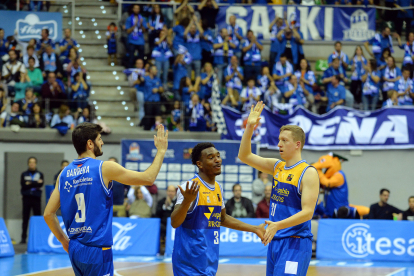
[171, 142, 265, 276]
[43, 122, 168, 276]
[238, 102, 320, 276]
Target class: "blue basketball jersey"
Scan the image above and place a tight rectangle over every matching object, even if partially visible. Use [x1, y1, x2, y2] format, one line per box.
[270, 160, 314, 240]
[59, 157, 113, 247]
[324, 170, 349, 218]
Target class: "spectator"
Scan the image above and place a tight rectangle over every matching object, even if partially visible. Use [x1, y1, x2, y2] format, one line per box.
[368, 189, 402, 220]
[62, 47, 78, 72]
[173, 54, 188, 101]
[349, 46, 367, 106]
[108, 157, 128, 217]
[27, 102, 46, 129]
[40, 44, 63, 79]
[66, 58, 87, 87]
[402, 196, 414, 221]
[322, 75, 346, 112]
[269, 16, 284, 73]
[2, 49, 26, 97]
[382, 90, 400, 107]
[0, 102, 25, 128]
[71, 72, 89, 110]
[256, 185, 272, 219]
[127, 185, 153, 207]
[240, 78, 261, 112]
[199, 62, 214, 102]
[106, 23, 117, 66]
[119, 7, 130, 63]
[127, 187, 152, 218]
[394, 67, 413, 106]
[273, 53, 293, 93]
[198, 0, 219, 30]
[36, 28, 55, 55]
[53, 159, 69, 183]
[128, 59, 146, 124]
[14, 72, 32, 101]
[147, 4, 165, 52]
[322, 57, 347, 85]
[398, 32, 414, 78]
[222, 85, 242, 111]
[0, 87, 6, 115]
[382, 56, 401, 100]
[174, 0, 194, 27]
[377, 48, 391, 72]
[20, 156, 44, 244]
[59, 28, 78, 61]
[172, 18, 190, 56]
[284, 74, 311, 108]
[0, 28, 9, 64]
[225, 55, 244, 100]
[204, 102, 216, 132]
[15, 34, 36, 58]
[333, 206, 360, 219]
[213, 28, 236, 87]
[225, 184, 254, 218]
[242, 30, 263, 82]
[17, 88, 38, 115]
[50, 104, 74, 129]
[361, 59, 381, 111]
[26, 57, 43, 94]
[276, 26, 304, 68]
[156, 185, 177, 239]
[200, 19, 214, 65]
[22, 45, 39, 68]
[170, 100, 181, 131]
[328, 41, 349, 72]
[264, 85, 283, 114]
[395, 0, 412, 42]
[252, 171, 270, 205]
[41, 72, 66, 109]
[142, 65, 163, 130]
[76, 107, 97, 126]
[184, 16, 204, 78]
[227, 15, 243, 61]
[294, 58, 316, 111]
[364, 26, 394, 63]
[152, 27, 172, 90]
[257, 66, 274, 96]
[188, 93, 206, 131]
[126, 4, 146, 68]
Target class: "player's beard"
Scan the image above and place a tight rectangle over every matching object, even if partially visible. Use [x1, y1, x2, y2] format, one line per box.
[93, 142, 103, 157]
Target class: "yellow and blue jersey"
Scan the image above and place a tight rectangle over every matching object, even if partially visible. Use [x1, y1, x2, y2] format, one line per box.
[270, 160, 313, 240]
[172, 174, 224, 276]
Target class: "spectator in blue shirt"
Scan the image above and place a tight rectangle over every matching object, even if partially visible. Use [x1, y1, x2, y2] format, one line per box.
[199, 62, 214, 102]
[240, 78, 262, 112]
[179, 76, 200, 108]
[361, 59, 381, 111]
[152, 28, 173, 89]
[242, 30, 263, 84]
[184, 15, 204, 78]
[187, 93, 206, 132]
[126, 4, 146, 68]
[213, 28, 236, 87]
[71, 71, 89, 110]
[283, 74, 310, 108]
[382, 56, 402, 100]
[397, 32, 414, 78]
[394, 67, 414, 106]
[382, 90, 400, 107]
[276, 26, 304, 68]
[395, 0, 413, 41]
[328, 41, 349, 72]
[201, 19, 214, 65]
[172, 18, 189, 56]
[377, 48, 391, 72]
[349, 46, 367, 106]
[147, 4, 165, 52]
[227, 15, 243, 60]
[364, 27, 394, 63]
[294, 58, 316, 112]
[173, 54, 188, 100]
[142, 65, 163, 130]
[323, 75, 346, 112]
[58, 28, 78, 61]
[36, 29, 55, 56]
[269, 16, 284, 74]
[225, 55, 244, 99]
[322, 58, 348, 85]
[273, 53, 293, 93]
[257, 66, 275, 95]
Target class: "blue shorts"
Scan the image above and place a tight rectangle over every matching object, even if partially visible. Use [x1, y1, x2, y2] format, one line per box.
[69, 239, 114, 276]
[266, 237, 312, 276]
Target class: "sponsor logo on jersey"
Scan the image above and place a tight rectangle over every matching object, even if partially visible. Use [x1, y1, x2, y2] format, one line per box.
[64, 181, 72, 192]
[286, 174, 294, 181]
[68, 226, 92, 235]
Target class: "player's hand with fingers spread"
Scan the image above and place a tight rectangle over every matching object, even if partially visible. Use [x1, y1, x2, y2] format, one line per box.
[263, 220, 279, 246]
[255, 223, 266, 241]
[246, 101, 265, 127]
[154, 124, 168, 153]
[178, 181, 200, 204]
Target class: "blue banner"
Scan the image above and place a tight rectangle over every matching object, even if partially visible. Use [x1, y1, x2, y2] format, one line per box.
[0, 11, 62, 41]
[165, 218, 267, 257]
[221, 106, 414, 150]
[121, 140, 258, 200]
[0, 218, 14, 257]
[216, 6, 375, 41]
[317, 219, 414, 262]
[28, 216, 160, 255]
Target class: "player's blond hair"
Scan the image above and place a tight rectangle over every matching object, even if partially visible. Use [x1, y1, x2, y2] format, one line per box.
[279, 125, 306, 150]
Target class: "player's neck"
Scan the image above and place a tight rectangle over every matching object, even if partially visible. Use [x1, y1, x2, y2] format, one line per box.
[78, 151, 96, 160]
[198, 171, 215, 185]
[284, 154, 302, 168]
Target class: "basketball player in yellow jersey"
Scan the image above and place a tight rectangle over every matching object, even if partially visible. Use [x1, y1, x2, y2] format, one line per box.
[238, 102, 320, 276]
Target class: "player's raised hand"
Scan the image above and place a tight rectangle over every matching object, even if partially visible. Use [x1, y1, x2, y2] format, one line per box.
[154, 124, 168, 152]
[246, 101, 265, 127]
[178, 181, 200, 203]
[263, 220, 279, 246]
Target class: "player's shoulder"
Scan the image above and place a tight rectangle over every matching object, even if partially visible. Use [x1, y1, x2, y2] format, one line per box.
[274, 159, 285, 171]
[302, 166, 319, 181]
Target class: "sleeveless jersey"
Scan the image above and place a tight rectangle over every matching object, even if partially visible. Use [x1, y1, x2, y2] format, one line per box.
[324, 170, 349, 218]
[172, 174, 223, 276]
[59, 157, 113, 247]
[270, 160, 313, 240]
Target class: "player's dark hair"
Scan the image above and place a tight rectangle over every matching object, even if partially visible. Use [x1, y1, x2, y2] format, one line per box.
[72, 123, 103, 155]
[191, 142, 215, 166]
[232, 183, 241, 192]
[28, 156, 37, 164]
[61, 160, 69, 166]
[337, 206, 349, 218]
[380, 188, 390, 195]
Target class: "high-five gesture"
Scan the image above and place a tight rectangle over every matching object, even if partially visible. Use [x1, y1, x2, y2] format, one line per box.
[154, 124, 168, 152]
[247, 101, 265, 127]
[178, 181, 200, 203]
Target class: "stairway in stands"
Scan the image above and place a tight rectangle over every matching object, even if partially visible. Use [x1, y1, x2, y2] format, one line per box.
[53, 0, 136, 130]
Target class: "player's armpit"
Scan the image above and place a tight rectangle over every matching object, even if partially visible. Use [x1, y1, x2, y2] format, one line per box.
[102, 161, 154, 187]
[318, 170, 344, 188]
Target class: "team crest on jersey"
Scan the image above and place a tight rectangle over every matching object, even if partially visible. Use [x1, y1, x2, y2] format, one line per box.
[286, 174, 294, 181]
[64, 181, 72, 192]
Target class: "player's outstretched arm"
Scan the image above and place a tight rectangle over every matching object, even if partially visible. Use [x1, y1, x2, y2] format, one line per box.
[220, 209, 265, 241]
[238, 102, 278, 175]
[262, 167, 319, 245]
[43, 174, 69, 253]
[171, 181, 199, 228]
[102, 125, 169, 186]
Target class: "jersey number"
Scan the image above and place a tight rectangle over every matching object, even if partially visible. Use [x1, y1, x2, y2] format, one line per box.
[75, 193, 86, 223]
[271, 203, 277, 217]
[214, 231, 219, 244]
